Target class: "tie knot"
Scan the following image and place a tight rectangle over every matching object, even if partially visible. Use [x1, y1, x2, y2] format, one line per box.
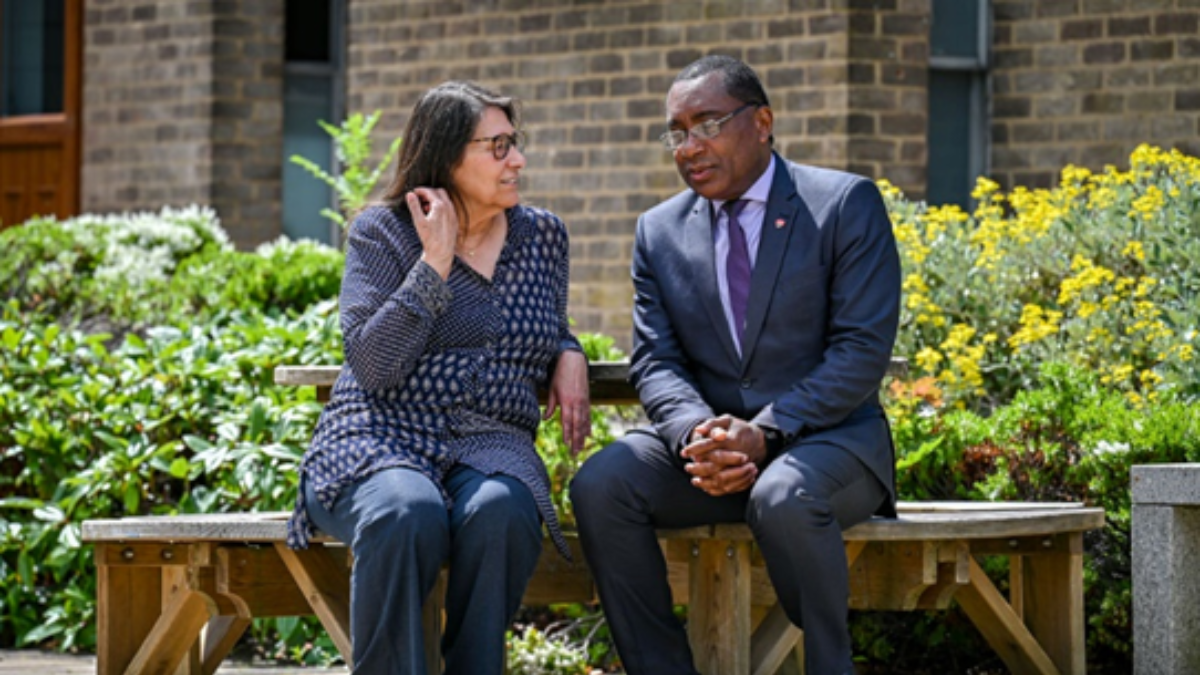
[724, 199, 746, 221]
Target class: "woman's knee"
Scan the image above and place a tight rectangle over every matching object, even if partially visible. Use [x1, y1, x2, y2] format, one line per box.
[356, 496, 449, 553]
[453, 476, 540, 546]
[348, 471, 449, 557]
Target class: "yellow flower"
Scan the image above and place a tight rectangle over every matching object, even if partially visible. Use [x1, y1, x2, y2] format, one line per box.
[876, 178, 903, 201]
[1121, 241, 1145, 262]
[915, 347, 944, 372]
[1008, 304, 1063, 348]
[1059, 164, 1093, 187]
[1058, 256, 1115, 305]
[1130, 185, 1164, 221]
[971, 177, 1001, 201]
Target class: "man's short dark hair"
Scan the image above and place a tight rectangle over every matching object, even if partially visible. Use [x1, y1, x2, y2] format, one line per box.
[675, 55, 771, 109]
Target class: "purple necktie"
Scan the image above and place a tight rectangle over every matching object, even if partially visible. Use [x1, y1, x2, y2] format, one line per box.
[724, 199, 751, 342]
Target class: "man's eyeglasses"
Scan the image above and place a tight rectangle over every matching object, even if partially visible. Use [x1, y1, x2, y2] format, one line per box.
[660, 103, 758, 151]
[469, 131, 527, 160]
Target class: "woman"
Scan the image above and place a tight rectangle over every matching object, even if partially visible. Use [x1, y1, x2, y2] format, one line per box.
[287, 81, 591, 675]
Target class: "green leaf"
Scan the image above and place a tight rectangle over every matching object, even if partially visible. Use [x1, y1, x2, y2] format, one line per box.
[169, 457, 192, 479]
[32, 504, 65, 522]
[0, 497, 44, 511]
[183, 434, 214, 452]
[122, 483, 141, 514]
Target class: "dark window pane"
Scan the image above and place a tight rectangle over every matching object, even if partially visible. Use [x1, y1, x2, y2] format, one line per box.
[1, 0, 65, 116]
[931, 0, 981, 60]
[926, 70, 973, 209]
[286, 0, 331, 63]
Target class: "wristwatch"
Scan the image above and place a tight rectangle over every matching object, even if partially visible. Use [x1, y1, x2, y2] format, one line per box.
[758, 424, 788, 458]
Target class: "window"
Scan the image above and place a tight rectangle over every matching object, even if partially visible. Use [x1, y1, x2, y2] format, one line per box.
[282, 0, 344, 246]
[927, 0, 990, 209]
[1, 0, 65, 116]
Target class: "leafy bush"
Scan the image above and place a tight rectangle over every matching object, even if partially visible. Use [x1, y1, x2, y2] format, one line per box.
[0, 299, 340, 648]
[1, 206, 226, 320]
[0, 206, 343, 335]
[169, 238, 343, 319]
[883, 144, 1199, 410]
[870, 145, 1200, 674]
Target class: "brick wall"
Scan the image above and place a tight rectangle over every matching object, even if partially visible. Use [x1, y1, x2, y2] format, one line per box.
[991, 0, 1200, 189]
[75, 1, 1200, 346]
[211, 1, 285, 248]
[845, 0, 930, 193]
[346, 0, 931, 347]
[81, 0, 284, 249]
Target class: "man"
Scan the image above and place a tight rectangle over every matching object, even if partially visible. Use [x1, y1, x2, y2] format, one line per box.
[570, 56, 901, 675]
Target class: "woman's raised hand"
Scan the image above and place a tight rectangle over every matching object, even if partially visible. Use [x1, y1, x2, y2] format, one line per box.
[407, 188, 457, 279]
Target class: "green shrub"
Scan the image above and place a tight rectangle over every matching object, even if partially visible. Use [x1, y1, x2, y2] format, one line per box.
[870, 146, 1200, 673]
[883, 144, 1199, 410]
[0, 299, 341, 648]
[0, 206, 343, 334]
[168, 238, 343, 319]
[876, 362, 1200, 673]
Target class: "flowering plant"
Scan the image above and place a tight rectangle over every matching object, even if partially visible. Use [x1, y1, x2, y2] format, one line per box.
[883, 144, 1199, 411]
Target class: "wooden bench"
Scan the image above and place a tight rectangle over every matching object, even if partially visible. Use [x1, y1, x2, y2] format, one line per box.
[82, 361, 1105, 675]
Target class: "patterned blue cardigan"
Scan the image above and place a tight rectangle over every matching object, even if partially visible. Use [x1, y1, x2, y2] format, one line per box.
[287, 203, 582, 558]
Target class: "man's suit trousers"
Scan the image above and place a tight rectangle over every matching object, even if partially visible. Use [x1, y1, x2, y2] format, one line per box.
[571, 430, 887, 675]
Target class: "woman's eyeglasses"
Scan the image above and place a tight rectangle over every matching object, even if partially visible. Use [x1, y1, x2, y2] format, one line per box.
[468, 131, 527, 160]
[660, 103, 758, 151]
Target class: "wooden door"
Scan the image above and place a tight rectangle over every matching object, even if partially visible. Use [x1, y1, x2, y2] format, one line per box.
[0, 0, 81, 230]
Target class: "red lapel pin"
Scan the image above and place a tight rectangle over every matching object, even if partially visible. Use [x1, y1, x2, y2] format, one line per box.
[774, 218, 786, 229]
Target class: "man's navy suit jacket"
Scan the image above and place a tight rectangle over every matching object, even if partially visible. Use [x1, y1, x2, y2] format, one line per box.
[629, 154, 903, 514]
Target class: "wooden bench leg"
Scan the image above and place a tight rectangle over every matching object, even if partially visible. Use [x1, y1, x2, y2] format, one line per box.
[275, 544, 352, 665]
[750, 603, 802, 675]
[1021, 534, 1086, 675]
[164, 567, 202, 675]
[123, 577, 215, 675]
[688, 539, 752, 675]
[198, 616, 251, 675]
[955, 557, 1059, 675]
[95, 544, 163, 675]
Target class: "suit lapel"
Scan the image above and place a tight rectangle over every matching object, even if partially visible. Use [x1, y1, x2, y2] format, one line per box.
[741, 158, 800, 364]
[685, 199, 741, 366]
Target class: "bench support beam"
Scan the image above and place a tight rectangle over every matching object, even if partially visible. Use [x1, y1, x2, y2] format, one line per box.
[955, 556, 1060, 675]
[275, 544, 353, 666]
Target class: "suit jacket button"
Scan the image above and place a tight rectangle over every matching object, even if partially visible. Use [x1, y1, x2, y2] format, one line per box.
[740, 379, 752, 389]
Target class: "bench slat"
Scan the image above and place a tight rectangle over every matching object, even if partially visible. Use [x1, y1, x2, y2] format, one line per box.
[82, 504, 1104, 544]
[273, 358, 908, 390]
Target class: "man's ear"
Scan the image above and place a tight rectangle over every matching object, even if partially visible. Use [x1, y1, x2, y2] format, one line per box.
[754, 106, 774, 145]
